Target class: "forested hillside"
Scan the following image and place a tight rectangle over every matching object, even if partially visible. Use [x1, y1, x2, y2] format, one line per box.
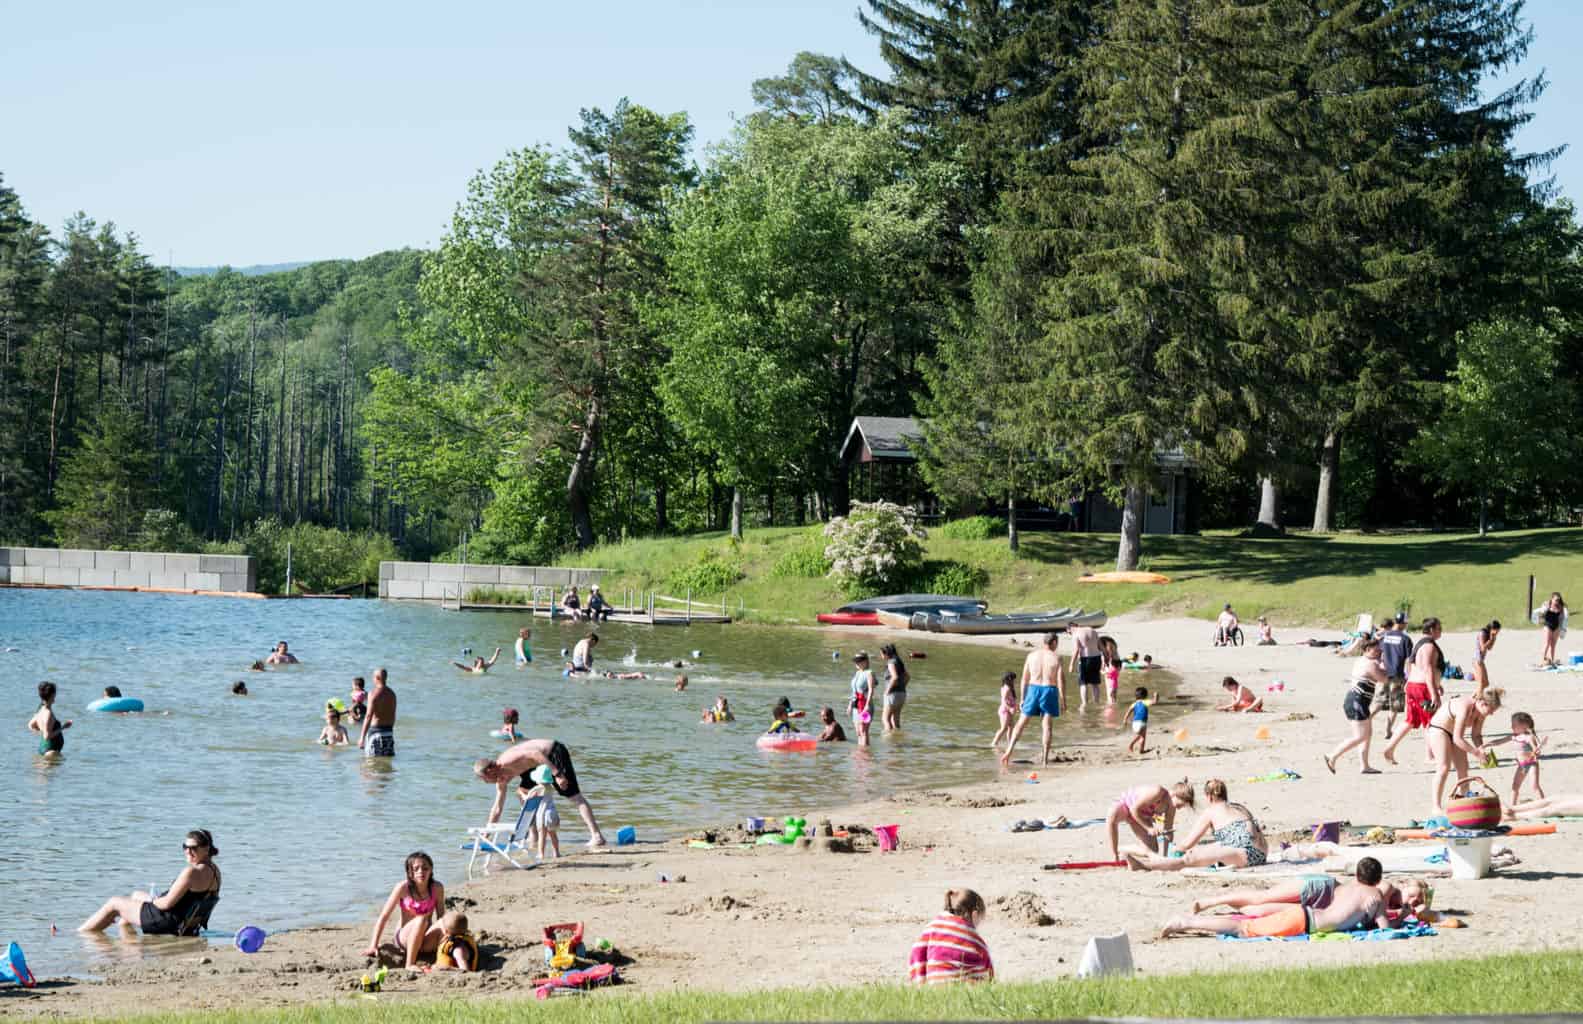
[4, 0, 1583, 586]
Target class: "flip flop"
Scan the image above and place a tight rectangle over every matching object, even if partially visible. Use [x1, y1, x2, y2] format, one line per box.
[1323, 755, 1336, 774]
[1361, 767, 1381, 774]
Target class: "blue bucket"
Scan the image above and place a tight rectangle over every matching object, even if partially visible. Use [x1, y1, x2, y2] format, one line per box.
[235, 926, 266, 954]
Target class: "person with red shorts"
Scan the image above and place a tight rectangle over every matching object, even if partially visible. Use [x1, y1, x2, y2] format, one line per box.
[1381, 618, 1445, 766]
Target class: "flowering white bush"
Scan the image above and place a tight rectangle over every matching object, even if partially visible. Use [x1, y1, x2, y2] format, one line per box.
[823, 500, 927, 591]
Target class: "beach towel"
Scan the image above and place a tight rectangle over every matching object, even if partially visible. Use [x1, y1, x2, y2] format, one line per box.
[1246, 769, 1301, 783]
[1217, 922, 1437, 944]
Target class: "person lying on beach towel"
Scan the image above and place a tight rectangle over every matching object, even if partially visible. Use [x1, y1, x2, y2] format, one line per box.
[1160, 857, 1391, 938]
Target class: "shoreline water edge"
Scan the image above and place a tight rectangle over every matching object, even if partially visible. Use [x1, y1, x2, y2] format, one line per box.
[10, 612, 1583, 1018]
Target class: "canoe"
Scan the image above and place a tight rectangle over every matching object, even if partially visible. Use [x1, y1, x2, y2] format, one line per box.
[875, 610, 915, 630]
[911, 608, 1077, 632]
[815, 612, 881, 626]
[835, 594, 987, 616]
[1078, 571, 1172, 585]
[924, 609, 1108, 635]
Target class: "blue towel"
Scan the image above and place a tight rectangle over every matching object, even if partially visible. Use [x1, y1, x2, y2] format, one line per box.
[1217, 922, 1437, 943]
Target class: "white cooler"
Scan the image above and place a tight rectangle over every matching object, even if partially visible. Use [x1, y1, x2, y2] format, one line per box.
[1446, 836, 1493, 879]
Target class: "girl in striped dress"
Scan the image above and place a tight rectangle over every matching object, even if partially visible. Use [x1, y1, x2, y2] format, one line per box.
[907, 889, 993, 984]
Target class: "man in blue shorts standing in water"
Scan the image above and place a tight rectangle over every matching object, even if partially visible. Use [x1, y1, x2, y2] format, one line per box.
[999, 632, 1066, 768]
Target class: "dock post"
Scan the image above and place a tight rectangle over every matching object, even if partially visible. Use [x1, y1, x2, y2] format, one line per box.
[687, 587, 692, 624]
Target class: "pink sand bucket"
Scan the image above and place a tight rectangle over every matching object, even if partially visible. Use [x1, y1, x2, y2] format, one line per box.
[874, 824, 899, 851]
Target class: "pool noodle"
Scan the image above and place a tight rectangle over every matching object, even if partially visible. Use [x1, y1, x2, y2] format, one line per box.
[1392, 822, 1554, 840]
[1043, 860, 1126, 870]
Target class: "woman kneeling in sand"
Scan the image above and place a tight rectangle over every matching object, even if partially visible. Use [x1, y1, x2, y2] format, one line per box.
[1122, 779, 1267, 871]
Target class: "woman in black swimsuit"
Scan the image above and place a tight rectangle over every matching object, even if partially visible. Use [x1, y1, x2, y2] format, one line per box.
[79, 829, 221, 935]
[1539, 592, 1567, 667]
[1427, 690, 1501, 814]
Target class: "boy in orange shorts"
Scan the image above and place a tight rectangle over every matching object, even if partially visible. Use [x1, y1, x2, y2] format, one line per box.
[1161, 857, 1390, 939]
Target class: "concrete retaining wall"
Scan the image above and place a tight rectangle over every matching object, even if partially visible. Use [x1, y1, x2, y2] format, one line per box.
[378, 561, 605, 601]
[0, 548, 256, 593]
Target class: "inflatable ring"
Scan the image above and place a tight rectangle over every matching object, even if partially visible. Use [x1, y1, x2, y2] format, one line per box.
[87, 697, 144, 713]
[756, 733, 818, 753]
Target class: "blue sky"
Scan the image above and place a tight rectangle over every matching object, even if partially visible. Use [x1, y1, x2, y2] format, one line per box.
[4, 1, 1577, 266]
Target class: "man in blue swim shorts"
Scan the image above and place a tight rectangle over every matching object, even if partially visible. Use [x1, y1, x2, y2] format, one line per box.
[999, 632, 1067, 768]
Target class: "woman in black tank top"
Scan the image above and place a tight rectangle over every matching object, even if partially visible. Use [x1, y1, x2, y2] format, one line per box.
[79, 829, 221, 935]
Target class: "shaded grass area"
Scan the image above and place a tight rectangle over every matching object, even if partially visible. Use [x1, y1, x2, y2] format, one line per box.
[81, 950, 1583, 1023]
[557, 526, 1583, 630]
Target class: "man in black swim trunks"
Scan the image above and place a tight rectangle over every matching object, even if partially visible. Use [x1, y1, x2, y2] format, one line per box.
[475, 737, 607, 848]
[1068, 622, 1103, 707]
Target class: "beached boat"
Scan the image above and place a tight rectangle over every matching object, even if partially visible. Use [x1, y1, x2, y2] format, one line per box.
[917, 608, 1108, 635]
[1077, 570, 1171, 585]
[834, 593, 987, 617]
[815, 611, 881, 626]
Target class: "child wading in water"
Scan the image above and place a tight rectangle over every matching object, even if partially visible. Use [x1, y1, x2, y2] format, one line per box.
[1126, 687, 1151, 754]
[499, 707, 522, 741]
[991, 671, 1017, 748]
[29, 681, 71, 756]
[318, 708, 350, 746]
[907, 889, 993, 984]
[1487, 711, 1545, 804]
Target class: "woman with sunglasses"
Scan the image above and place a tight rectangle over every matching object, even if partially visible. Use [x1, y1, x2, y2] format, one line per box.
[79, 830, 221, 934]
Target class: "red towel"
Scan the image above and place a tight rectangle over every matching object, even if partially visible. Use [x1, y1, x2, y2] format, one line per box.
[907, 914, 994, 984]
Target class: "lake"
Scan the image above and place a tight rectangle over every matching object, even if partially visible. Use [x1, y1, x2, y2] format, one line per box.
[0, 588, 1173, 977]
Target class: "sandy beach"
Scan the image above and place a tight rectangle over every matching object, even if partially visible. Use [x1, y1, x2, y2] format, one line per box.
[11, 613, 1582, 1018]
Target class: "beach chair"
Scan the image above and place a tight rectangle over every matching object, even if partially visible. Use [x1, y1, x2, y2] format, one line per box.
[463, 794, 542, 879]
[1353, 613, 1374, 636]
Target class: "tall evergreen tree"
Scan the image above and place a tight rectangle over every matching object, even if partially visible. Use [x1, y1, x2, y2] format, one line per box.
[0, 176, 52, 541]
[43, 396, 154, 549]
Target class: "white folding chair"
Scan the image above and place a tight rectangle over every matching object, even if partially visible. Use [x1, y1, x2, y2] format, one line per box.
[1353, 613, 1374, 636]
[463, 794, 541, 879]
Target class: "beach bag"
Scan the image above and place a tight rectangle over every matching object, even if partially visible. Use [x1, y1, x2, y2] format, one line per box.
[1446, 776, 1502, 830]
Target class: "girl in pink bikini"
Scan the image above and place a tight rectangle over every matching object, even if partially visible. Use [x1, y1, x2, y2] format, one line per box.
[363, 852, 446, 967]
[1105, 780, 1195, 862]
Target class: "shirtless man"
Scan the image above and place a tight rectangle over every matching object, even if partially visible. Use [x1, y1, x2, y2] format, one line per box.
[567, 633, 598, 674]
[265, 641, 299, 665]
[1068, 621, 1102, 707]
[474, 738, 607, 847]
[358, 667, 397, 757]
[1161, 857, 1392, 938]
[999, 632, 1066, 768]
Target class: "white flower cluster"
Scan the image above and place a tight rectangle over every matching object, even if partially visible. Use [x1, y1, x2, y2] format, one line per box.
[822, 501, 927, 589]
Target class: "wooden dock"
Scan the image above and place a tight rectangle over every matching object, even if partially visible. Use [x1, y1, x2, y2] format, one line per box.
[451, 588, 732, 625]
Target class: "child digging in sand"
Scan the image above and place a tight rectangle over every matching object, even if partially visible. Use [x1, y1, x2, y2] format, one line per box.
[1216, 676, 1263, 712]
[434, 911, 478, 971]
[907, 889, 993, 984]
[1126, 687, 1151, 754]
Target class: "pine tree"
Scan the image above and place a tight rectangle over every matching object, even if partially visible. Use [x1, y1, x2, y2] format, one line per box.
[43, 396, 155, 549]
[0, 175, 52, 541]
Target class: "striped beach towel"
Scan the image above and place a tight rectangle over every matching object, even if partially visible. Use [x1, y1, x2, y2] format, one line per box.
[907, 913, 994, 984]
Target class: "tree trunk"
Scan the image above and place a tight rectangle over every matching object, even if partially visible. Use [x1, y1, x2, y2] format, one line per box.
[765, 483, 775, 527]
[1479, 488, 1489, 537]
[565, 396, 602, 549]
[1311, 431, 1340, 533]
[1007, 499, 1020, 553]
[1116, 485, 1145, 571]
[654, 480, 668, 534]
[730, 486, 744, 540]
[1257, 477, 1283, 530]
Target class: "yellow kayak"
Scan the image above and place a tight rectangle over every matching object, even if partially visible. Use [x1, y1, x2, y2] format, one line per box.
[1077, 571, 1171, 585]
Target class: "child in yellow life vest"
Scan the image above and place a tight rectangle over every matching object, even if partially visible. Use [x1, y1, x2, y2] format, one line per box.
[434, 911, 477, 972]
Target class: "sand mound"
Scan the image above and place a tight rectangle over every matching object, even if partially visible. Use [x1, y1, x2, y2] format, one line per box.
[994, 891, 1055, 928]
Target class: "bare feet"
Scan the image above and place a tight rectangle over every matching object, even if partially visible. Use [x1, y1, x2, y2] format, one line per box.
[1383, 753, 1398, 766]
[1123, 850, 1150, 872]
[1190, 898, 1207, 914]
[1159, 917, 1188, 938]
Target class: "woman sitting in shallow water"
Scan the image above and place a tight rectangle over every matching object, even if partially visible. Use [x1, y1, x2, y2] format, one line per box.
[1123, 779, 1268, 871]
[80, 829, 221, 935]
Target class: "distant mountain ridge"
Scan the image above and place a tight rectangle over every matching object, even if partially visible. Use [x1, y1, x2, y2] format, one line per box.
[173, 261, 317, 277]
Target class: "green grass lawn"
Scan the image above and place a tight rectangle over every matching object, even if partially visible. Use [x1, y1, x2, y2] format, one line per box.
[556, 525, 1583, 631]
[87, 950, 1583, 1022]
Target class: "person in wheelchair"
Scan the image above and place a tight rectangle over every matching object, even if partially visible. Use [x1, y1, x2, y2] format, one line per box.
[1215, 604, 1241, 646]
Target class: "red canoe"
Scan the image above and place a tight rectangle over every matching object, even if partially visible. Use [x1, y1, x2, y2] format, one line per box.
[816, 612, 880, 626]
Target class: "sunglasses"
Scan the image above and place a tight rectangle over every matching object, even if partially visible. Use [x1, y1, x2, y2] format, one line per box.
[183, 843, 203, 852]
